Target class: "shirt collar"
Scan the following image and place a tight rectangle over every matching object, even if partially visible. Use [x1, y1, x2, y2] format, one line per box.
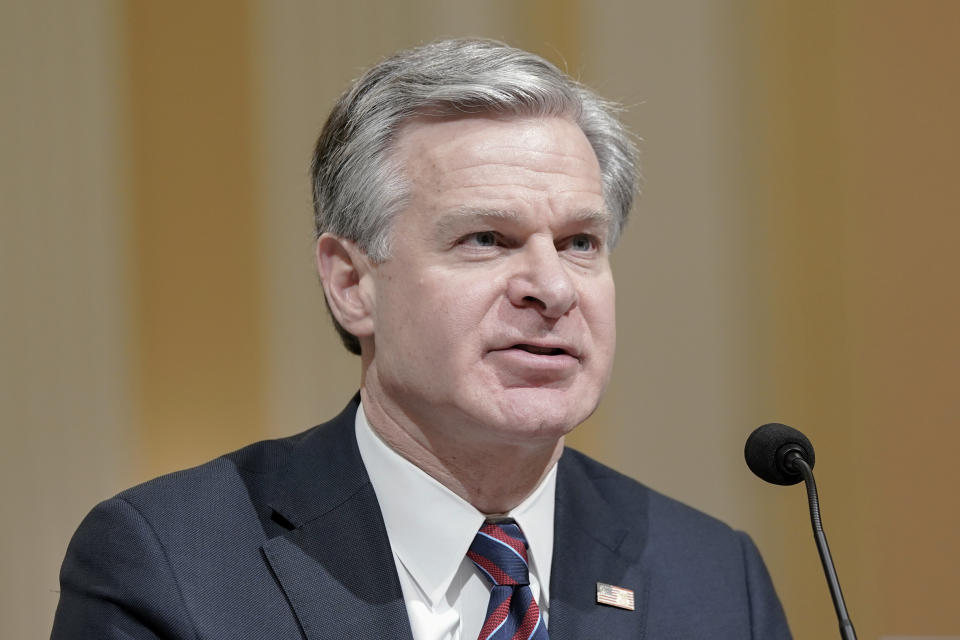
[355, 402, 556, 607]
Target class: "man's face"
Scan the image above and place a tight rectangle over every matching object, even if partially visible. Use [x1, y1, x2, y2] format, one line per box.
[362, 115, 616, 450]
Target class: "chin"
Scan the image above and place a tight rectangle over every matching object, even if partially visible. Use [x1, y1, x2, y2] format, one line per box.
[484, 386, 600, 440]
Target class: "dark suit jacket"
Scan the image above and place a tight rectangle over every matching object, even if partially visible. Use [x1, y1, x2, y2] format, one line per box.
[52, 396, 791, 639]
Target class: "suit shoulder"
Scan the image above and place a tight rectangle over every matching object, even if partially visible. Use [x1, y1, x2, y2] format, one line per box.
[52, 407, 363, 640]
[114, 426, 308, 505]
[115, 398, 359, 511]
[560, 447, 738, 540]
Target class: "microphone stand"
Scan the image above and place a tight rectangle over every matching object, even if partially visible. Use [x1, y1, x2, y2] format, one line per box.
[786, 452, 857, 640]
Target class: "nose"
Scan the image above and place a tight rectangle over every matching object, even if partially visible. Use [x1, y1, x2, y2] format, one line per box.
[506, 239, 578, 318]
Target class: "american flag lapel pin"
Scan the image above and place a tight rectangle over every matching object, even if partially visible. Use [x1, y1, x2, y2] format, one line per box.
[596, 582, 635, 611]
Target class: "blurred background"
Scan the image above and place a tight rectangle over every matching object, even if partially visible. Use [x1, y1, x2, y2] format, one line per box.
[2, 1, 958, 637]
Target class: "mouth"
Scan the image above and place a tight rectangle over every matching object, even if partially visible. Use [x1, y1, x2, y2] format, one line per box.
[509, 343, 576, 358]
[488, 341, 582, 378]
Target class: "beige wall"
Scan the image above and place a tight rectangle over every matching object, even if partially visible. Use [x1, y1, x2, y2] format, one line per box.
[0, 2, 134, 636]
[123, 1, 268, 479]
[744, 2, 960, 636]
[2, 1, 957, 637]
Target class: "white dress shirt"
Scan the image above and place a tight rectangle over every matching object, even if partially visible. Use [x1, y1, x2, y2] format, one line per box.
[355, 403, 556, 640]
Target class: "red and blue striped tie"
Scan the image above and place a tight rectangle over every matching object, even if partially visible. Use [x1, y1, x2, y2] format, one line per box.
[467, 521, 550, 640]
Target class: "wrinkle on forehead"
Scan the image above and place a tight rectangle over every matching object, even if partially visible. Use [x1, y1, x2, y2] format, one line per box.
[394, 114, 603, 186]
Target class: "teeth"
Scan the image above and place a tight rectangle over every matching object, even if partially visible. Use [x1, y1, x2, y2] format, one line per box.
[517, 344, 564, 355]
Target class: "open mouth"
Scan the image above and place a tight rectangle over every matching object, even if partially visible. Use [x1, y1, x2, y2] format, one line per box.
[512, 344, 569, 356]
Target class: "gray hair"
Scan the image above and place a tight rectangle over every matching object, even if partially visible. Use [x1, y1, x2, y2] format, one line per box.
[312, 38, 639, 354]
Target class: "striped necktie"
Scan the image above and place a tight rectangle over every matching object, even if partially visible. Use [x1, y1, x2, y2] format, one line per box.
[467, 521, 550, 640]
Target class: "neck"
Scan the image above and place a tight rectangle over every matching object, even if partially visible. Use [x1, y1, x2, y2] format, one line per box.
[359, 387, 564, 514]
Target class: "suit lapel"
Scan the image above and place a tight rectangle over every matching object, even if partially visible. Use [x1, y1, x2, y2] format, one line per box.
[548, 450, 650, 640]
[262, 483, 413, 640]
[259, 397, 414, 640]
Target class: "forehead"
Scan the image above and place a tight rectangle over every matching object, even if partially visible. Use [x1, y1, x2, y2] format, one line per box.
[392, 115, 605, 210]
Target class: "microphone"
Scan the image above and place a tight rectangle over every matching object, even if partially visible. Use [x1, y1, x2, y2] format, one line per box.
[744, 422, 815, 486]
[745, 423, 857, 640]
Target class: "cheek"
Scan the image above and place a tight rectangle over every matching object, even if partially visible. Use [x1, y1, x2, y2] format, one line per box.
[432, 284, 501, 351]
[585, 281, 617, 355]
[380, 275, 494, 359]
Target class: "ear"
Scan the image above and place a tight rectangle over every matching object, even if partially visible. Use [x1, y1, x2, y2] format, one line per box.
[315, 233, 375, 340]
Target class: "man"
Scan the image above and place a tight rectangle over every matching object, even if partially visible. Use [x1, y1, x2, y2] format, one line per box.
[53, 39, 791, 639]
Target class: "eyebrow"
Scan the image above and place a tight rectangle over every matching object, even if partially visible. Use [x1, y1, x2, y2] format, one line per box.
[434, 206, 612, 234]
[436, 207, 517, 228]
[569, 208, 614, 228]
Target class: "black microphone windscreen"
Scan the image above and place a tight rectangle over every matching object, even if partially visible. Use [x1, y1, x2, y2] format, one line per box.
[744, 422, 816, 486]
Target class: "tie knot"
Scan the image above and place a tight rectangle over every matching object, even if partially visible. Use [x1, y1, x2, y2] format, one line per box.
[467, 522, 531, 587]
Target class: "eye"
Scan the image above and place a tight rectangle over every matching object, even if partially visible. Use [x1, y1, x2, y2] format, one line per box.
[566, 234, 600, 252]
[461, 231, 499, 247]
